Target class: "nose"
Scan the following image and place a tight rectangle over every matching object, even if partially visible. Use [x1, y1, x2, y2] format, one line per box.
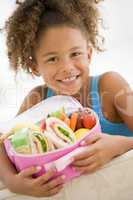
[59, 57, 77, 75]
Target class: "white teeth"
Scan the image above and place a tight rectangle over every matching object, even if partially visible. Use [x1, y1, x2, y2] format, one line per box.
[61, 76, 77, 82]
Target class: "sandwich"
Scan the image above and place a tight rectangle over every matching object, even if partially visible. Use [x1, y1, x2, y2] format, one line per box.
[45, 117, 76, 148]
[6, 124, 54, 154]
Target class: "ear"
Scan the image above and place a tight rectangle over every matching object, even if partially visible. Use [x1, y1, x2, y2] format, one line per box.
[31, 67, 40, 76]
[27, 57, 41, 76]
[30, 62, 40, 76]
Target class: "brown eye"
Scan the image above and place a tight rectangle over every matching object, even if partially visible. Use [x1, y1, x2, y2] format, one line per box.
[71, 52, 82, 57]
[47, 57, 58, 63]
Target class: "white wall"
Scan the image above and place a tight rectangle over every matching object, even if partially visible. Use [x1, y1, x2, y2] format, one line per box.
[0, 0, 133, 121]
[91, 0, 133, 84]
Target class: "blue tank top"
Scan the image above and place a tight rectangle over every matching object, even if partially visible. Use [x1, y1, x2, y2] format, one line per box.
[47, 76, 133, 136]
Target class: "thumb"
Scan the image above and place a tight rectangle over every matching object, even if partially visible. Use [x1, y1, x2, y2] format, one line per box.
[80, 133, 101, 146]
[19, 166, 41, 178]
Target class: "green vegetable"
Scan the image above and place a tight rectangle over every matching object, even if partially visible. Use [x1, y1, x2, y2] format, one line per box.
[49, 107, 65, 119]
[57, 126, 73, 142]
[33, 132, 47, 152]
[11, 128, 29, 149]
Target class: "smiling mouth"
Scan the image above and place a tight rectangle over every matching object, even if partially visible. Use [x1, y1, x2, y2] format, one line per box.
[57, 75, 80, 83]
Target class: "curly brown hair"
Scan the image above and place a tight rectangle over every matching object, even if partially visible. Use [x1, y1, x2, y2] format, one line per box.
[6, 0, 104, 74]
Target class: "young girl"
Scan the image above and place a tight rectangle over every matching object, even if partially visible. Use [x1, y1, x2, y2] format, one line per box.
[0, 0, 133, 198]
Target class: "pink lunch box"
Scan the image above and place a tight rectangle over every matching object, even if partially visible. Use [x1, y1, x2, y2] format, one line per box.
[3, 95, 101, 182]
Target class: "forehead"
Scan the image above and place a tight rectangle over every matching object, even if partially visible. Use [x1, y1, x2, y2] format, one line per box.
[35, 26, 88, 52]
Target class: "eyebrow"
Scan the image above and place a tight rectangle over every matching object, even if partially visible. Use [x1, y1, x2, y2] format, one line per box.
[42, 46, 83, 58]
[42, 52, 57, 58]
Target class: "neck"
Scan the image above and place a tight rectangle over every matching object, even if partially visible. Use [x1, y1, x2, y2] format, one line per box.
[72, 77, 91, 107]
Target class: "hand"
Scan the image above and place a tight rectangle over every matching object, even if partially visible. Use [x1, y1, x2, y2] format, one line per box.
[72, 133, 126, 174]
[8, 166, 65, 197]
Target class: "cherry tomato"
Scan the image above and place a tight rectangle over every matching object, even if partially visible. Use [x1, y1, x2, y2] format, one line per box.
[82, 114, 96, 129]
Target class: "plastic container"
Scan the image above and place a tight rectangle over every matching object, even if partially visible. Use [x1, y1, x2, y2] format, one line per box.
[2, 95, 101, 182]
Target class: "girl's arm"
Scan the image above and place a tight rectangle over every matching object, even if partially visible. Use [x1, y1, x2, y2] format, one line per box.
[17, 84, 47, 114]
[0, 143, 64, 197]
[0, 142, 18, 187]
[72, 133, 133, 174]
[100, 71, 133, 131]
[72, 72, 133, 174]
[0, 85, 45, 183]
[0, 85, 64, 197]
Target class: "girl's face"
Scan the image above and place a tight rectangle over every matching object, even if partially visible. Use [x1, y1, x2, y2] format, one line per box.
[34, 26, 92, 95]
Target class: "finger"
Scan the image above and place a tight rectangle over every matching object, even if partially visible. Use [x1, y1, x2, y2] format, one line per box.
[80, 133, 101, 146]
[73, 146, 96, 161]
[72, 155, 95, 167]
[45, 175, 65, 191]
[84, 163, 101, 174]
[20, 166, 41, 178]
[45, 184, 63, 197]
[34, 168, 57, 185]
[74, 162, 100, 174]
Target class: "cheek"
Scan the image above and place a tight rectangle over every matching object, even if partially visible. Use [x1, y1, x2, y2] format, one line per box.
[38, 66, 52, 79]
[41, 70, 57, 85]
[76, 57, 90, 73]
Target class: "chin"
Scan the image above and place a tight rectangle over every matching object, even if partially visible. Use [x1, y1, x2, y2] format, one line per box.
[51, 82, 82, 96]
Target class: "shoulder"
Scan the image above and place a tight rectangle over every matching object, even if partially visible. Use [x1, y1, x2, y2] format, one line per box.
[17, 84, 48, 115]
[99, 71, 133, 130]
[99, 71, 130, 94]
[99, 71, 131, 105]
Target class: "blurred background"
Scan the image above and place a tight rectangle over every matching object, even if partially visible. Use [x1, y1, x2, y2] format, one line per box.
[0, 0, 133, 122]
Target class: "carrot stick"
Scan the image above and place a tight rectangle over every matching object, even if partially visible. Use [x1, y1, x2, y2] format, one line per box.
[70, 112, 78, 131]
